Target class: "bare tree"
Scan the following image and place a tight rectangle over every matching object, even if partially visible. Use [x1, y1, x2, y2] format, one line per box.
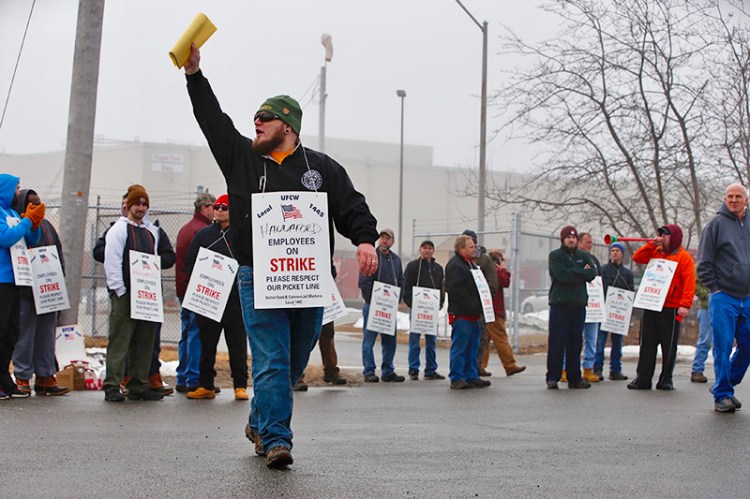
[466, 0, 747, 242]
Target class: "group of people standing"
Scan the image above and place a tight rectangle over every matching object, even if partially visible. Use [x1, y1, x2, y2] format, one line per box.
[358, 228, 525, 390]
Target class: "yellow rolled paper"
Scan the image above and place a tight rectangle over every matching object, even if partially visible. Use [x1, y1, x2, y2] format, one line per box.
[169, 13, 217, 68]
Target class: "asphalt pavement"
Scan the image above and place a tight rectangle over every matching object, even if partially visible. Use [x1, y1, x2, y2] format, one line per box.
[2, 338, 749, 498]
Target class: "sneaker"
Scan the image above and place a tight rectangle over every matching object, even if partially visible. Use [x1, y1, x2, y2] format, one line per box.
[128, 388, 164, 401]
[104, 389, 125, 402]
[424, 372, 446, 380]
[234, 387, 249, 401]
[546, 381, 559, 389]
[293, 381, 308, 392]
[409, 370, 419, 381]
[322, 374, 347, 385]
[187, 387, 216, 399]
[364, 374, 379, 383]
[16, 378, 31, 394]
[568, 380, 591, 389]
[467, 379, 491, 388]
[266, 446, 294, 469]
[715, 398, 736, 413]
[731, 396, 743, 410]
[0, 389, 10, 400]
[478, 369, 492, 377]
[7, 387, 30, 398]
[691, 372, 708, 383]
[506, 365, 526, 376]
[609, 372, 628, 381]
[244, 423, 265, 456]
[450, 380, 469, 389]
[381, 373, 405, 382]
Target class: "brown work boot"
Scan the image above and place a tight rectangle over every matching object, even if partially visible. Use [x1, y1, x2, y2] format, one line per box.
[266, 446, 293, 469]
[34, 375, 70, 396]
[120, 375, 131, 395]
[582, 368, 601, 383]
[691, 371, 708, 383]
[506, 365, 526, 376]
[149, 372, 174, 396]
[16, 378, 31, 394]
[244, 423, 265, 456]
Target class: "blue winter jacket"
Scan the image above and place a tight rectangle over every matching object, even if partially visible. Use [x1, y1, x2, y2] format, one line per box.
[0, 174, 40, 283]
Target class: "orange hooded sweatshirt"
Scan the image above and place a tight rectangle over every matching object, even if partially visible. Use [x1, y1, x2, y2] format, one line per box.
[632, 224, 696, 314]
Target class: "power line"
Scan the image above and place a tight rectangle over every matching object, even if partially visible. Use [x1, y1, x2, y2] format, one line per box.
[0, 0, 36, 134]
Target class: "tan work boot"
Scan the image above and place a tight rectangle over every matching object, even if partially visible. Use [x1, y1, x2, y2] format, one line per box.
[187, 387, 216, 399]
[583, 368, 601, 383]
[234, 387, 249, 401]
[149, 372, 174, 396]
[561, 370, 568, 383]
[34, 375, 70, 396]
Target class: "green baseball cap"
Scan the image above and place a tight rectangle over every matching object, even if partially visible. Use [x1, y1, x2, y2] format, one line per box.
[257, 95, 302, 135]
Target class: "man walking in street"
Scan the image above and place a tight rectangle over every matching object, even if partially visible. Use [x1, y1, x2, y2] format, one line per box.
[697, 182, 750, 412]
[184, 44, 379, 468]
[546, 226, 596, 389]
[629, 224, 695, 391]
[175, 192, 215, 393]
[404, 240, 445, 381]
[359, 229, 405, 383]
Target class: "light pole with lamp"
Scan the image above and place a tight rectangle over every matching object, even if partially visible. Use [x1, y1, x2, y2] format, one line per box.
[454, 0, 488, 244]
[396, 89, 406, 257]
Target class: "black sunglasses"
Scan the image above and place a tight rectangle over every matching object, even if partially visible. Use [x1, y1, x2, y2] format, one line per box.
[213, 204, 229, 212]
[254, 111, 281, 123]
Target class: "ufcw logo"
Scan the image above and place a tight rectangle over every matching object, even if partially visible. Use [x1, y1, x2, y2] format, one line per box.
[281, 204, 302, 220]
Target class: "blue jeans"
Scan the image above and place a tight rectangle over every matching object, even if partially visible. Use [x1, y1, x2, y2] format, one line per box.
[238, 266, 322, 451]
[448, 318, 480, 383]
[594, 330, 623, 374]
[582, 322, 599, 369]
[692, 308, 712, 374]
[176, 298, 201, 387]
[408, 332, 437, 375]
[710, 291, 750, 402]
[361, 302, 397, 376]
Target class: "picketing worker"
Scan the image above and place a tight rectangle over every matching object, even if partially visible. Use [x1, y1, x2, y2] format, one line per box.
[359, 229, 405, 383]
[577, 232, 603, 383]
[594, 241, 634, 381]
[546, 225, 596, 390]
[175, 192, 215, 393]
[184, 43, 379, 468]
[628, 224, 695, 391]
[12, 189, 69, 396]
[183, 194, 249, 401]
[403, 240, 445, 381]
[102, 184, 166, 402]
[697, 182, 750, 412]
[445, 234, 491, 389]
[0, 174, 42, 400]
[481, 250, 525, 377]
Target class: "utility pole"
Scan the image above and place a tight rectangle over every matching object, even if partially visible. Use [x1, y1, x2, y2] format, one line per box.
[58, 0, 105, 326]
[319, 34, 333, 153]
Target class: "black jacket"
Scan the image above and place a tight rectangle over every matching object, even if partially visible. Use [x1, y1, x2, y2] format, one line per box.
[601, 261, 635, 293]
[445, 252, 482, 316]
[403, 257, 444, 308]
[187, 70, 378, 266]
[184, 222, 239, 301]
[359, 249, 404, 304]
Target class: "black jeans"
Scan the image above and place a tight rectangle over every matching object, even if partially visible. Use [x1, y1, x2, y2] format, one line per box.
[0, 283, 20, 392]
[195, 292, 248, 389]
[634, 307, 680, 387]
[546, 304, 586, 383]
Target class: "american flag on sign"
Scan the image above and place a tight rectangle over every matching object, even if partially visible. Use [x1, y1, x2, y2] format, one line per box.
[211, 259, 223, 270]
[383, 288, 391, 297]
[281, 204, 303, 220]
[41, 254, 49, 263]
[142, 260, 151, 270]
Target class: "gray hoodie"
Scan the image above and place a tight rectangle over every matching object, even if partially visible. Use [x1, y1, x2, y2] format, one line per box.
[697, 203, 750, 297]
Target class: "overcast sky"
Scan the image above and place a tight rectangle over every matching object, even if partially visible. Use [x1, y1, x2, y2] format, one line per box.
[0, 0, 554, 170]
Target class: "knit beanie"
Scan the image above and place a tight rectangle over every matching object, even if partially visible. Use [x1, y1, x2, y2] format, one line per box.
[125, 184, 149, 210]
[609, 241, 626, 254]
[560, 225, 577, 242]
[214, 193, 229, 206]
[257, 95, 302, 135]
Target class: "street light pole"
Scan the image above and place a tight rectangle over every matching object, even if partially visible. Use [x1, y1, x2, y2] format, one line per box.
[319, 34, 333, 153]
[396, 89, 406, 257]
[454, 0, 488, 243]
